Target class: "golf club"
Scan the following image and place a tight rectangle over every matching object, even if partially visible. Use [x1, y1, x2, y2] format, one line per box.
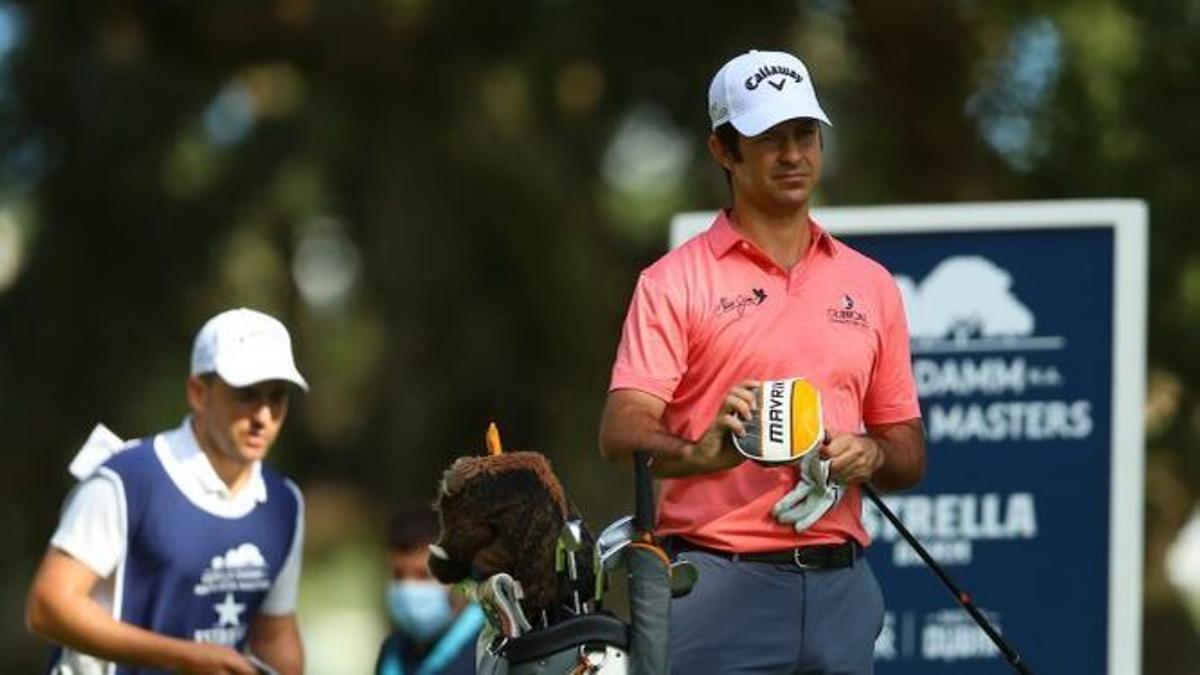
[861, 484, 1034, 675]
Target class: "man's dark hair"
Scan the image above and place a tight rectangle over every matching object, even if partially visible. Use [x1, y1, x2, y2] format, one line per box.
[713, 122, 742, 187]
[711, 120, 824, 188]
[387, 505, 440, 551]
[713, 122, 743, 162]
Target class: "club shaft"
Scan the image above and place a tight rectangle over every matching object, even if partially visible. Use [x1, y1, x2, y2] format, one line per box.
[634, 452, 655, 533]
[862, 485, 1033, 674]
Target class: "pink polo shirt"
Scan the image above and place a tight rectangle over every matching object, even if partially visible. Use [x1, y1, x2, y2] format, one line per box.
[610, 210, 920, 552]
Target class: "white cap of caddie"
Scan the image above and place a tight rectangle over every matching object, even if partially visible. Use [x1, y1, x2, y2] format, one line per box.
[190, 308, 308, 391]
[708, 49, 832, 136]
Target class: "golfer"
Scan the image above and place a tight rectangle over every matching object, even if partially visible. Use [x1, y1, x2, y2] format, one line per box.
[599, 49, 926, 674]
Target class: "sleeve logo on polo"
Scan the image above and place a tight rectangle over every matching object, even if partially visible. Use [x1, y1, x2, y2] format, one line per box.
[715, 287, 768, 318]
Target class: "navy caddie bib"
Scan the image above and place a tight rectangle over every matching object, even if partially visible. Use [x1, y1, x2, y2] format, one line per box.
[100, 439, 298, 673]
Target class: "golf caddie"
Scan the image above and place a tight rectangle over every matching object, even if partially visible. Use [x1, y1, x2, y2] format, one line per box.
[599, 48, 926, 674]
[26, 308, 308, 675]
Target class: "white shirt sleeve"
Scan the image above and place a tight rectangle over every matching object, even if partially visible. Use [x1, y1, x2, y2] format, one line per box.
[259, 481, 305, 615]
[49, 473, 127, 579]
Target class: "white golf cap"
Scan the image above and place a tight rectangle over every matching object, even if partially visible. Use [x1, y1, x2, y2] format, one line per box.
[190, 308, 309, 391]
[708, 49, 832, 136]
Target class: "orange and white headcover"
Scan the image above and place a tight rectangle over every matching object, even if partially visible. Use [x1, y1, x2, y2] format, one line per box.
[732, 377, 825, 464]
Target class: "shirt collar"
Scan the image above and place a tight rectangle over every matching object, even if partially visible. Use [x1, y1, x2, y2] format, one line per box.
[706, 208, 838, 259]
[164, 417, 267, 504]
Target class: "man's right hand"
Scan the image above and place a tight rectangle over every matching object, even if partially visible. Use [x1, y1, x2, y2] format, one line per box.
[682, 380, 759, 474]
[599, 382, 759, 478]
[178, 643, 258, 675]
[26, 549, 261, 675]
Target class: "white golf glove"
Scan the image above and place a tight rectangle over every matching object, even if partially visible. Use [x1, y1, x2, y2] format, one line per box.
[771, 451, 844, 533]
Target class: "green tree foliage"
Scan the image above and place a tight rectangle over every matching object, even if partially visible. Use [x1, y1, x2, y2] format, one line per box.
[1, 0, 1197, 670]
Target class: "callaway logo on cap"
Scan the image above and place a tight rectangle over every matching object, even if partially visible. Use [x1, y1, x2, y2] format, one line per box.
[708, 49, 832, 136]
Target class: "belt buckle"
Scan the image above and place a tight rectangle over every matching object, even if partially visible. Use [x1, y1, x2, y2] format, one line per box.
[792, 547, 819, 570]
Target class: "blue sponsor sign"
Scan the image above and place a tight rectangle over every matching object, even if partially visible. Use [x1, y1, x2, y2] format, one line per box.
[671, 200, 1147, 674]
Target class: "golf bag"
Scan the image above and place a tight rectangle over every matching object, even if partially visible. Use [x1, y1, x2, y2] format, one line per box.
[428, 430, 684, 674]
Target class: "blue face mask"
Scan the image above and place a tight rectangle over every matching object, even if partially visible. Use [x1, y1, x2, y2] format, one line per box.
[387, 580, 452, 642]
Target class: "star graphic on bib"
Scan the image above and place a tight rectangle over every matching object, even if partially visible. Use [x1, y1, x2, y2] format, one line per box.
[213, 593, 246, 627]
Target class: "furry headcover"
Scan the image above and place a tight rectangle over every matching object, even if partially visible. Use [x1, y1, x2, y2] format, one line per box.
[429, 451, 569, 614]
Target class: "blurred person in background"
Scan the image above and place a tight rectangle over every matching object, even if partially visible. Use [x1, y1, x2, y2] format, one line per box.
[376, 505, 484, 675]
[25, 308, 310, 675]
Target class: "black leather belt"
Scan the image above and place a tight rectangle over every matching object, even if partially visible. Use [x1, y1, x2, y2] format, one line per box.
[671, 538, 858, 570]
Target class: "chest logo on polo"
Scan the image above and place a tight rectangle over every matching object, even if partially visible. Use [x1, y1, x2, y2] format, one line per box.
[827, 293, 870, 329]
[715, 287, 768, 318]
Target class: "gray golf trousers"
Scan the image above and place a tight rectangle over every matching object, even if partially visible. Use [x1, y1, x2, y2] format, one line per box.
[669, 545, 884, 674]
